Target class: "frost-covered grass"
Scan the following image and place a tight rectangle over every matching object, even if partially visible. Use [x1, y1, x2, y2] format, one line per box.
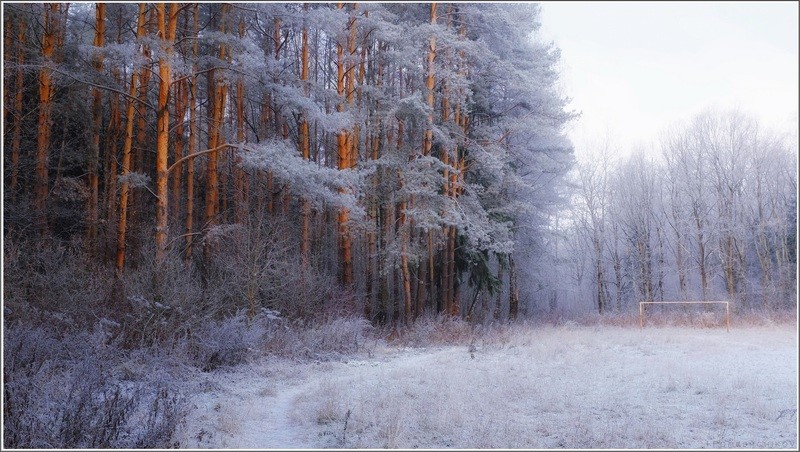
[177, 321, 797, 449]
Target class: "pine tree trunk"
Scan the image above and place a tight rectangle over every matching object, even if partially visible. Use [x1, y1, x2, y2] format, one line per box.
[133, 8, 153, 227]
[104, 66, 121, 260]
[34, 3, 59, 236]
[204, 4, 229, 261]
[87, 3, 105, 248]
[171, 77, 186, 231]
[233, 15, 248, 225]
[116, 3, 148, 275]
[184, 4, 199, 261]
[299, 4, 311, 265]
[9, 17, 25, 198]
[336, 3, 354, 286]
[154, 2, 178, 264]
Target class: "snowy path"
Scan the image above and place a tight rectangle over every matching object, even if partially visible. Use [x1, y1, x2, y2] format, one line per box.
[174, 347, 451, 449]
[225, 379, 312, 449]
[174, 360, 320, 449]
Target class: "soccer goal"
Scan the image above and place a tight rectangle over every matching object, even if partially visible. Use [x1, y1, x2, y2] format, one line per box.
[639, 301, 730, 331]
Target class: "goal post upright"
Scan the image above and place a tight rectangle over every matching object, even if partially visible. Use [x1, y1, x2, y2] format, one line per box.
[638, 301, 730, 331]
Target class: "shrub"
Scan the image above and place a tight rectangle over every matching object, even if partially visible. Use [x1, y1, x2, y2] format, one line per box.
[387, 314, 475, 347]
[185, 310, 272, 371]
[3, 324, 186, 449]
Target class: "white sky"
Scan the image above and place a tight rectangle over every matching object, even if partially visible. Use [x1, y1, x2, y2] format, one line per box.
[537, 1, 799, 159]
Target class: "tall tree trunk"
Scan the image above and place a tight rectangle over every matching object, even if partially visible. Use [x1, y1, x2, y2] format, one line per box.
[34, 3, 59, 236]
[336, 2, 354, 286]
[133, 7, 154, 228]
[299, 3, 311, 266]
[204, 4, 229, 260]
[116, 3, 148, 275]
[87, 3, 106, 248]
[185, 3, 199, 261]
[423, 3, 437, 158]
[104, 66, 121, 260]
[9, 17, 25, 197]
[396, 119, 412, 323]
[154, 2, 178, 264]
[172, 77, 186, 229]
[171, 18, 187, 232]
[400, 192, 412, 324]
[233, 16, 248, 225]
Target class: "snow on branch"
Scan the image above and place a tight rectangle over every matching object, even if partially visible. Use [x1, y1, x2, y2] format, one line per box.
[238, 139, 365, 218]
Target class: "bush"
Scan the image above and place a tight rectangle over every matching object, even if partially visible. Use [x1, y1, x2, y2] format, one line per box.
[259, 315, 374, 361]
[3, 236, 115, 331]
[387, 314, 475, 347]
[185, 310, 272, 371]
[3, 324, 186, 449]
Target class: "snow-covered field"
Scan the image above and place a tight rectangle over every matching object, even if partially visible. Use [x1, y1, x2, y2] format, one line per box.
[174, 323, 797, 449]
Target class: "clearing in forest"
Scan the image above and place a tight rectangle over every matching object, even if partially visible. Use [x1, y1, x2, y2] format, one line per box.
[175, 323, 797, 449]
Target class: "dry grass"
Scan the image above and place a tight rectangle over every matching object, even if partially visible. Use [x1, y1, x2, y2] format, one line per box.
[289, 322, 797, 449]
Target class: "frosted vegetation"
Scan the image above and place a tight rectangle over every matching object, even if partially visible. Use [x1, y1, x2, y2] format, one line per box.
[2, 2, 796, 449]
[174, 319, 797, 449]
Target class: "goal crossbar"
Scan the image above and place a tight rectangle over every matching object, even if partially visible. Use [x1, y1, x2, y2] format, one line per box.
[639, 301, 730, 331]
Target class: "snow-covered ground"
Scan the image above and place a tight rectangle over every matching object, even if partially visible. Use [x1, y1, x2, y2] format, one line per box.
[174, 323, 797, 449]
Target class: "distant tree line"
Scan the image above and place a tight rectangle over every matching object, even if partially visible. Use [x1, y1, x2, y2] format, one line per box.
[567, 110, 796, 313]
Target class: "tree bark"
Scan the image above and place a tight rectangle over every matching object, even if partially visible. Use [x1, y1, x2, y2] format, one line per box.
[34, 3, 60, 236]
[9, 17, 25, 197]
[233, 15, 248, 225]
[204, 3, 229, 260]
[87, 3, 106, 248]
[185, 3, 199, 261]
[154, 2, 178, 264]
[336, 2, 354, 286]
[116, 3, 148, 275]
[299, 3, 311, 266]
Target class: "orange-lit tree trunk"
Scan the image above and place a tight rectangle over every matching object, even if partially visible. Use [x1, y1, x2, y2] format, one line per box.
[423, 3, 437, 158]
[443, 15, 469, 318]
[436, 4, 455, 316]
[87, 3, 106, 247]
[336, 2, 355, 286]
[34, 3, 60, 236]
[419, 2, 438, 317]
[154, 2, 178, 264]
[204, 3, 229, 260]
[299, 3, 311, 266]
[116, 3, 148, 275]
[171, 9, 189, 231]
[347, 3, 358, 169]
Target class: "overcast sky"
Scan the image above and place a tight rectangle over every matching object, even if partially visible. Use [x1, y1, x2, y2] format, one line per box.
[537, 1, 799, 160]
